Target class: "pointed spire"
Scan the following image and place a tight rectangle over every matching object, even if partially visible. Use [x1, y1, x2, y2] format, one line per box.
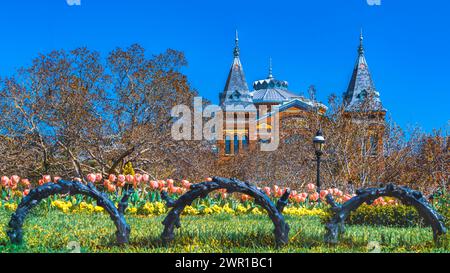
[358, 28, 365, 55]
[234, 30, 240, 57]
[268, 57, 274, 79]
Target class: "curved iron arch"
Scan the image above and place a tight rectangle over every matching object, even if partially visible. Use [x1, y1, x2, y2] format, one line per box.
[161, 177, 291, 247]
[324, 183, 447, 245]
[7, 180, 131, 245]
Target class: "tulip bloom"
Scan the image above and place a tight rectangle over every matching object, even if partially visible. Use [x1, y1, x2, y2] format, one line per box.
[263, 187, 271, 196]
[181, 180, 191, 190]
[11, 175, 20, 184]
[206, 177, 213, 182]
[95, 173, 103, 183]
[21, 179, 31, 188]
[306, 183, 316, 193]
[309, 192, 320, 202]
[1, 176, 10, 187]
[142, 174, 150, 183]
[125, 175, 134, 185]
[53, 177, 62, 183]
[241, 194, 251, 202]
[23, 189, 30, 196]
[320, 190, 329, 200]
[109, 174, 117, 183]
[43, 175, 52, 183]
[87, 174, 96, 183]
[149, 180, 159, 190]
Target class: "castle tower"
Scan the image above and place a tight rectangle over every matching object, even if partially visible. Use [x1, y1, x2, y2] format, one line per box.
[343, 31, 387, 157]
[218, 31, 256, 158]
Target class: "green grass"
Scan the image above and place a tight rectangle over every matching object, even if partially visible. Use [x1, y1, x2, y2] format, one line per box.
[0, 209, 448, 253]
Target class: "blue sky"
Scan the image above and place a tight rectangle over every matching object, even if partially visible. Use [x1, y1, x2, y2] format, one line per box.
[0, 0, 449, 133]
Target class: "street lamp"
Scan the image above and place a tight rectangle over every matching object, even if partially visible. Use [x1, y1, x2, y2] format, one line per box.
[313, 130, 325, 193]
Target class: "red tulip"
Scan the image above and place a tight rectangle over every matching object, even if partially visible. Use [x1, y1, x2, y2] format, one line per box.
[38, 179, 44, 186]
[241, 194, 251, 202]
[23, 189, 30, 196]
[53, 176, 61, 183]
[320, 190, 329, 200]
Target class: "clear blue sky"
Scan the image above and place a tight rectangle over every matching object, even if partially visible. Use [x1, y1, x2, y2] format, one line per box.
[0, 0, 449, 133]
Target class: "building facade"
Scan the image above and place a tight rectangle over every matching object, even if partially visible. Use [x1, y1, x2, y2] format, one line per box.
[217, 31, 386, 159]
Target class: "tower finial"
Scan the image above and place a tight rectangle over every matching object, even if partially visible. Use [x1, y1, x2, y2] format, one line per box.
[268, 57, 273, 79]
[359, 28, 364, 55]
[234, 30, 240, 57]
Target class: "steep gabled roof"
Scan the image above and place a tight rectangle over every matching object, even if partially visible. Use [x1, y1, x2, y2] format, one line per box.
[220, 31, 254, 110]
[344, 32, 385, 113]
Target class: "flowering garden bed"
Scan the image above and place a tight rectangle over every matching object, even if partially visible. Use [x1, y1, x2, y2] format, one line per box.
[0, 174, 449, 253]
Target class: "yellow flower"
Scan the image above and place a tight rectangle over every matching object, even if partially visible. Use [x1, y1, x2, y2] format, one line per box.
[183, 206, 199, 215]
[94, 206, 104, 213]
[203, 207, 213, 215]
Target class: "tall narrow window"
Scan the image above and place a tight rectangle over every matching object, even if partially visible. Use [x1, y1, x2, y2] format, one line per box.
[369, 135, 378, 156]
[242, 135, 249, 150]
[225, 135, 232, 155]
[234, 135, 240, 155]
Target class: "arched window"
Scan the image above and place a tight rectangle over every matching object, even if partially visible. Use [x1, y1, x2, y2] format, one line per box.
[225, 135, 232, 155]
[370, 135, 378, 156]
[242, 135, 249, 150]
[234, 135, 240, 155]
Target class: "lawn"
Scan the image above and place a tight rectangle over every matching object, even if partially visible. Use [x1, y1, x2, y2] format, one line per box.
[0, 209, 448, 253]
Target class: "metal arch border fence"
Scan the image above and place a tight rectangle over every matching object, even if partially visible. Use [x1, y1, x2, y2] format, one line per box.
[324, 183, 447, 244]
[160, 177, 291, 248]
[7, 180, 132, 245]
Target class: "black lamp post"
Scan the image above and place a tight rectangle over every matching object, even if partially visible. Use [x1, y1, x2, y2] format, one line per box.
[313, 130, 325, 193]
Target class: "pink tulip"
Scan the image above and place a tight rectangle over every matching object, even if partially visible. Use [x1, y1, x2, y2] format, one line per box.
[181, 180, 191, 189]
[306, 183, 316, 193]
[300, 192, 308, 199]
[150, 180, 159, 190]
[87, 173, 96, 183]
[108, 174, 117, 183]
[53, 176, 61, 183]
[167, 179, 174, 188]
[263, 187, 271, 196]
[206, 177, 213, 182]
[95, 173, 103, 183]
[1, 176, 10, 187]
[142, 174, 150, 183]
[334, 190, 343, 197]
[11, 175, 20, 184]
[290, 190, 298, 199]
[43, 175, 51, 183]
[38, 179, 45, 186]
[125, 175, 134, 184]
[158, 180, 166, 189]
[118, 174, 125, 183]
[135, 174, 143, 184]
